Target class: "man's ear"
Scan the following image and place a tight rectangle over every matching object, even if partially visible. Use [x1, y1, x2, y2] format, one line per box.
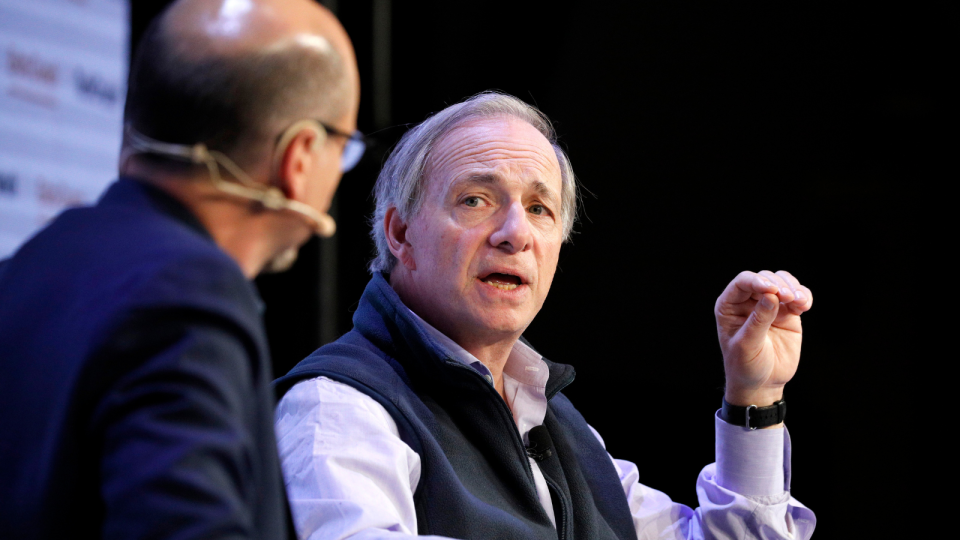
[275, 123, 325, 202]
[385, 207, 416, 270]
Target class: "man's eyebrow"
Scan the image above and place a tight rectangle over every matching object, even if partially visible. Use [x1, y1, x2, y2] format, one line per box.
[531, 180, 559, 205]
[451, 174, 560, 205]
[452, 173, 498, 187]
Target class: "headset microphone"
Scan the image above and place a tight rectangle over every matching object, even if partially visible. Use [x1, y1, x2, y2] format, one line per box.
[121, 123, 337, 237]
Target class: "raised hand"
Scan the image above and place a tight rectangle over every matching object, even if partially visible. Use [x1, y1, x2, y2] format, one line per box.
[714, 270, 813, 409]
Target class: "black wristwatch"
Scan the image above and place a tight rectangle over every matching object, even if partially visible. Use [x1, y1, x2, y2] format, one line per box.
[721, 397, 786, 429]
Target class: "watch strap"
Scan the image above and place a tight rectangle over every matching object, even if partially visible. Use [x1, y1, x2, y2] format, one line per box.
[721, 397, 786, 429]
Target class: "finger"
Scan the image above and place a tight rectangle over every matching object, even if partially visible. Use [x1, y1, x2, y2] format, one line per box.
[775, 270, 813, 312]
[758, 270, 795, 303]
[718, 271, 779, 307]
[739, 291, 780, 344]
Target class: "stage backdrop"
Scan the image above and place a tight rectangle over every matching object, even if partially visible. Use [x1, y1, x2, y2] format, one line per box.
[127, 2, 940, 537]
[0, 0, 128, 258]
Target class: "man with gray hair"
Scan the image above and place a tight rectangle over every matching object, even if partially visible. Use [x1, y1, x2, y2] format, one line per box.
[0, 1, 360, 538]
[274, 92, 817, 539]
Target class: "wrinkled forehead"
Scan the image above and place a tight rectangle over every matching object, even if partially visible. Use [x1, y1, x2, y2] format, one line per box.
[423, 116, 562, 198]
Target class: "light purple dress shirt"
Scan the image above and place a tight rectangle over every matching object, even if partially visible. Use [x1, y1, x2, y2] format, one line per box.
[275, 315, 816, 540]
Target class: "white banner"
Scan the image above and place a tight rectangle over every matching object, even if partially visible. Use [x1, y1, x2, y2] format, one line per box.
[0, 0, 128, 258]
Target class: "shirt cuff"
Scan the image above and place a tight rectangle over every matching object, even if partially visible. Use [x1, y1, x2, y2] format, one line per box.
[715, 410, 787, 497]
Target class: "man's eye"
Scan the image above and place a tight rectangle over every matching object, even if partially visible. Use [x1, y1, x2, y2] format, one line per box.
[464, 196, 481, 207]
[529, 204, 545, 216]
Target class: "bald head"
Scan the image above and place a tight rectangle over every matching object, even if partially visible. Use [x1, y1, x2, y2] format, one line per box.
[124, 0, 359, 172]
[163, 0, 355, 60]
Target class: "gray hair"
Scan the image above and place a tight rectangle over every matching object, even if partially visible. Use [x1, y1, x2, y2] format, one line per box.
[369, 91, 577, 273]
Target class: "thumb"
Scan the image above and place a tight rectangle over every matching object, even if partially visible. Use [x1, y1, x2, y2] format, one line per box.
[739, 293, 779, 344]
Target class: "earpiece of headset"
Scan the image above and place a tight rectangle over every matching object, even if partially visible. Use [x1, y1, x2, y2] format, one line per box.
[121, 124, 336, 237]
[272, 119, 326, 169]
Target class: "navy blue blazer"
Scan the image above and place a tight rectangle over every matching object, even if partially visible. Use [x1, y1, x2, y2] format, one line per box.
[0, 179, 288, 540]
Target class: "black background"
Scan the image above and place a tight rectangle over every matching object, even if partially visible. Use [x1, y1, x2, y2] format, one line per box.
[131, 2, 944, 536]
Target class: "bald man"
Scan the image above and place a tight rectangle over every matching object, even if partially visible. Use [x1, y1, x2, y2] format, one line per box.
[0, 1, 360, 538]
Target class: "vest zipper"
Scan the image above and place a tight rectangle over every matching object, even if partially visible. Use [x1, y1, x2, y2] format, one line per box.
[543, 475, 569, 540]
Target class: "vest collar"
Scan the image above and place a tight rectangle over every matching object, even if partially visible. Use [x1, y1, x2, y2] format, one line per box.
[353, 272, 575, 399]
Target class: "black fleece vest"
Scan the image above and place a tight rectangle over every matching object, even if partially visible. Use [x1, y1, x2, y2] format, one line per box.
[275, 274, 637, 540]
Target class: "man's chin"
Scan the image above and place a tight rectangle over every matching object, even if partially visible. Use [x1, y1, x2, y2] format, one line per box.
[261, 247, 299, 274]
[470, 310, 534, 341]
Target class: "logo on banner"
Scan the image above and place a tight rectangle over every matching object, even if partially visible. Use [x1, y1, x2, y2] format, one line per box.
[74, 67, 119, 106]
[6, 46, 58, 84]
[0, 171, 17, 196]
[6, 45, 60, 108]
[37, 176, 84, 208]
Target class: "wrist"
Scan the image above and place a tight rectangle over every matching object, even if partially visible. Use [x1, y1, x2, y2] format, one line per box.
[724, 385, 784, 408]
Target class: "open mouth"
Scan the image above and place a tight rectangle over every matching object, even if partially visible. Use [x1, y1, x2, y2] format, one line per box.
[480, 272, 523, 291]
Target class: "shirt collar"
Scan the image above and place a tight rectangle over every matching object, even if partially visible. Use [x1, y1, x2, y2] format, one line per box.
[407, 309, 548, 389]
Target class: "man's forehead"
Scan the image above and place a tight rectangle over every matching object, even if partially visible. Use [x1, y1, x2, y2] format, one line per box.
[425, 116, 562, 194]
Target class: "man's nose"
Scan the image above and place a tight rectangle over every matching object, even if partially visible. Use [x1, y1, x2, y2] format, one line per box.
[489, 202, 532, 253]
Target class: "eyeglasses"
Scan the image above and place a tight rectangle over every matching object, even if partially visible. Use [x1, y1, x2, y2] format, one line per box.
[317, 122, 366, 172]
[275, 120, 367, 173]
